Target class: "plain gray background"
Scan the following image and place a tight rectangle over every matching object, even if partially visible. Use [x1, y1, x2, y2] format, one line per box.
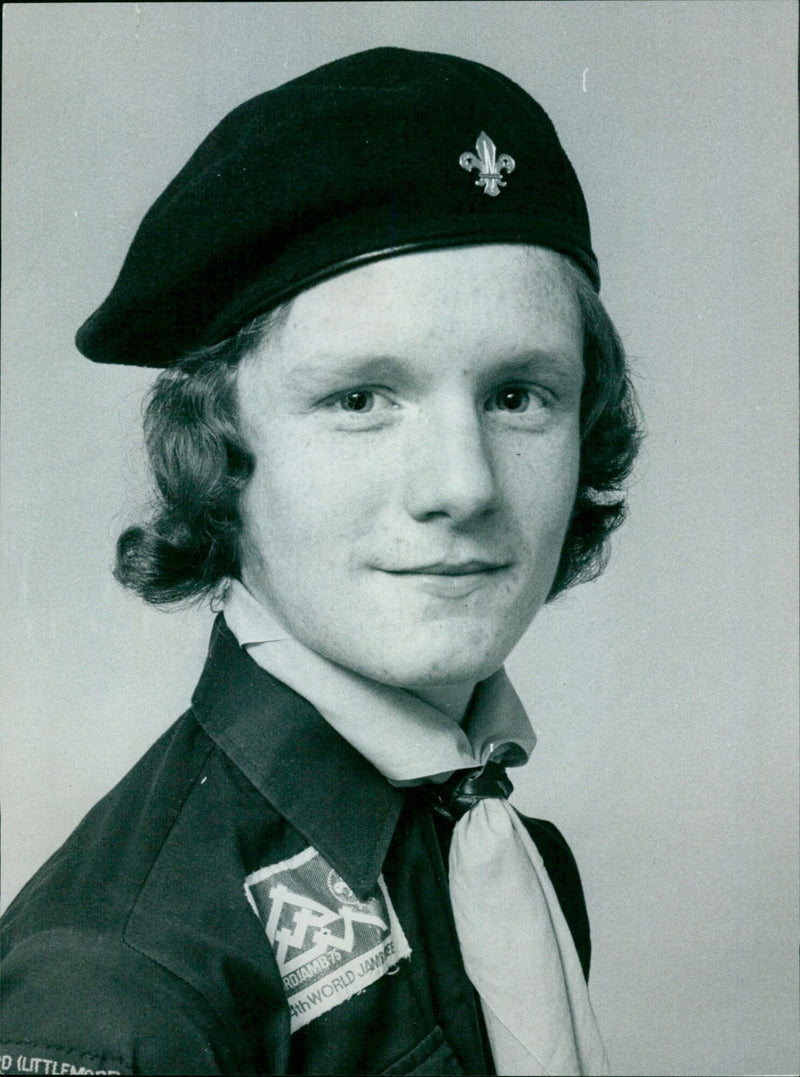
[2, 4, 797, 1075]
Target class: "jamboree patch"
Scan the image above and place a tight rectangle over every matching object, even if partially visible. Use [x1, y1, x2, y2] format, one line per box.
[244, 846, 412, 1031]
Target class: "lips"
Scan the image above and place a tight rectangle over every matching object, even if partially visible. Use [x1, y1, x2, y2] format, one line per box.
[381, 560, 508, 576]
[375, 559, 511, 599]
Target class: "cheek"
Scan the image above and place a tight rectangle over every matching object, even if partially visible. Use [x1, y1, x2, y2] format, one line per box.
[240, 430, 388, 570]
[501, 429, 581, 533]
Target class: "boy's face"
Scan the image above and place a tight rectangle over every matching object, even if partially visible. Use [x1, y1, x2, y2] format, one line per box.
[236, 245, 584, 695]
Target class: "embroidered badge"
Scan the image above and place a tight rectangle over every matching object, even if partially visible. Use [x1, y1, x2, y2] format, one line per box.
[459, 131, 515, 196]
[244, 847, 412, 1032]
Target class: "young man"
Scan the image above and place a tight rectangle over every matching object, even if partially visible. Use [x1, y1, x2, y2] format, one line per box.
[1, 48, 639, 1076]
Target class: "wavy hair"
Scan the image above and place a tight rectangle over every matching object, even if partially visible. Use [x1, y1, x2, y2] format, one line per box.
[115, 265, 641, 605]
[549, 261, 641, 596]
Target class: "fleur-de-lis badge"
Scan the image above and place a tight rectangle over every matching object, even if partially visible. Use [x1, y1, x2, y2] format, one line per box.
[459, 131, 515, 196]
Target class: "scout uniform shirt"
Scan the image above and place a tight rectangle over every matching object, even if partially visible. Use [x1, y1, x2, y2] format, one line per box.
[0, 612, 591, 1075]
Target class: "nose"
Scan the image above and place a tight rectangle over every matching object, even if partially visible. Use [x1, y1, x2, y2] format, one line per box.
[402, 403, 498, 523]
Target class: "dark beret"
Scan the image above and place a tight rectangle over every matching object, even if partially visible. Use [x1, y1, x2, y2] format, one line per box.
[76, 47, 598, 367]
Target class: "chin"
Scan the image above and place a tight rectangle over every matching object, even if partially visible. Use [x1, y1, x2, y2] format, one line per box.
[356, 633, 516, 690]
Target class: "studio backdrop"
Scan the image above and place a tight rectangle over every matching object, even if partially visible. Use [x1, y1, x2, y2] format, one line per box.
[2, 4, 797, 1075]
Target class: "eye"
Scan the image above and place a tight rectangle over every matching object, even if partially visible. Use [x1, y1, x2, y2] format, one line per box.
[327, 388, 398, 420]
[486, 385, 538, 413]
[338, 390, 376, 412]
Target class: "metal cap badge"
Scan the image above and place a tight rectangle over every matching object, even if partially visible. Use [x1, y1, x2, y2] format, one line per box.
[460, 132, 515, 196]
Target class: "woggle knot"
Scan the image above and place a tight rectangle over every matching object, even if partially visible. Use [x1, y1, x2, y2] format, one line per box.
[433, 761, 514, 822]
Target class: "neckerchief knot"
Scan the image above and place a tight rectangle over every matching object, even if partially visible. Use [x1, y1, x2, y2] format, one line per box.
[434, 760, 514, 822]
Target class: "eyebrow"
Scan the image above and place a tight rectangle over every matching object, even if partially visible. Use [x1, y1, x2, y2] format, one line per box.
[284, 354, 416, 395]
[476, 351, 584, 385]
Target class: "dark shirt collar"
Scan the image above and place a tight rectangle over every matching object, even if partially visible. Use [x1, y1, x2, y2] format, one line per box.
[190, 616, 405, 900]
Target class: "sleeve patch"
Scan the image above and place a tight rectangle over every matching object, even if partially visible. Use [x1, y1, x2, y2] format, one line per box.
[0, 1045, 128, 1075]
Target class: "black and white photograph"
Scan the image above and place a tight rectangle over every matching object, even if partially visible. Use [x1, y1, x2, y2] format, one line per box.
[2, 4, 797, 1075]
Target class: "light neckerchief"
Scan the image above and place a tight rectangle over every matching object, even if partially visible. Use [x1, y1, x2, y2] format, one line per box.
[223, 579, 609, 1076]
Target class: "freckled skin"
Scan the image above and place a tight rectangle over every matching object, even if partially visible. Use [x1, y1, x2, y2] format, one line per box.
[236, 245, 584, 707]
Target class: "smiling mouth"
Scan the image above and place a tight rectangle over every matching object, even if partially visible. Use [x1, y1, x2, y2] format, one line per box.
[377, 562, 509, 599]
[382, 560, 508, 576]
[377, 561, 511, 598]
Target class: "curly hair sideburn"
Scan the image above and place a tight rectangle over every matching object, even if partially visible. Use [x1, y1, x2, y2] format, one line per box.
[114, 310, 286, 605]
[548, 264, 641, 597]
[115, 270, 641, 606]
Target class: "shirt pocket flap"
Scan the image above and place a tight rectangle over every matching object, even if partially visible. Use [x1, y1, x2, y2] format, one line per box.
[379, 1025, 465, 1076]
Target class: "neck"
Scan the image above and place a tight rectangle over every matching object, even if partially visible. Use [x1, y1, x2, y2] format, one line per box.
[407, 682, 477, 725]
[231, 577, 480, 724]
